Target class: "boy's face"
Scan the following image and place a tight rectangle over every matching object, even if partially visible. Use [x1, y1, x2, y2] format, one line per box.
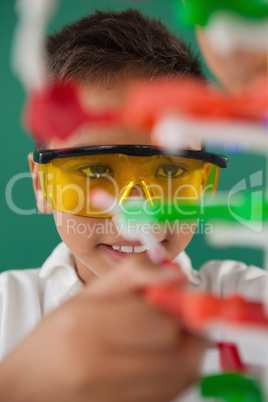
[30, 80, 198, 283]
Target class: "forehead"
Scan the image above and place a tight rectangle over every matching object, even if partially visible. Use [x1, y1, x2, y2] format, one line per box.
[49, 79, 151, 149]
[49, 80, 201, 150]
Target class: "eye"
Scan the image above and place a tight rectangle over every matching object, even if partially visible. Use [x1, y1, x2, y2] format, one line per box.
[79, 165, 114, 179]
[156, 165, 187, 178]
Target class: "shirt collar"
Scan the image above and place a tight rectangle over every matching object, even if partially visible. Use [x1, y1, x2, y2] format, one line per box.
[39, 242, 77, 279]
[39, 243, 83, 309]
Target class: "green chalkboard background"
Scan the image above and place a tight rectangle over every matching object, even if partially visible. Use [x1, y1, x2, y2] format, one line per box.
[0, 0, 264, 272]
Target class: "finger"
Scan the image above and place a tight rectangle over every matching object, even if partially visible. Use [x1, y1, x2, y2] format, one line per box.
[99, 338, 205, 402]
[86, 255, 186, 299]
[178, 329, 209, 376]
[96, 296, 180, 351]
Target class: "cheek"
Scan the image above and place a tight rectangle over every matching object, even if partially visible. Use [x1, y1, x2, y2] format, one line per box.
[53, 211, 100, 250]
[165, 220, 197, 258]
[53, 211, 117, 280]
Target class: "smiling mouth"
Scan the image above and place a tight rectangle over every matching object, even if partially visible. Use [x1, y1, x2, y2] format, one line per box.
[101, 240, 166, 255]
[105, 244, 149, 254]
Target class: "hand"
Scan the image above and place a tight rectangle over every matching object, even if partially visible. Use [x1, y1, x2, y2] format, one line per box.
[0, 256, 207, 402]
[196, 27, 267, 94]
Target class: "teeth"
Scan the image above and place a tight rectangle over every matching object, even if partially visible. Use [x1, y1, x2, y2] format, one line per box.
[121, 246, 133, 253]
[111, 245, 120, 250]
[110, 245, 148, 253]
[133, 245, 147, 253]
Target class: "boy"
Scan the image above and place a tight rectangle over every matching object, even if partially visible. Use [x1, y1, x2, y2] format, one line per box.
[0, 9, 267, 402]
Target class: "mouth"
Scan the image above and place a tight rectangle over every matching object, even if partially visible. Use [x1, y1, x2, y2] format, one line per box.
[107, 244, 149, 253]
[98, 240, 166, 261]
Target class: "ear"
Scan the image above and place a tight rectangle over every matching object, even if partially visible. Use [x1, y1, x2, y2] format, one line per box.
[28, 152, 52, 214]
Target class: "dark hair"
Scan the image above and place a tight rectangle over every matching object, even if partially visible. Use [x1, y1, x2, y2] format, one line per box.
[35, 9, 203, 149]
[46, 8, 203, 83]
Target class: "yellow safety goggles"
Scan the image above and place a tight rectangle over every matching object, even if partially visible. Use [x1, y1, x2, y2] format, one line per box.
[33, 145, 227, 218]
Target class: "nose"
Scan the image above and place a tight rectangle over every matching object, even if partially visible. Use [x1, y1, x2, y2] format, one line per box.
[118, 178, 155, 206]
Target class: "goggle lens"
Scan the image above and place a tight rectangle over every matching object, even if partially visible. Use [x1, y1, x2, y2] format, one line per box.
[38, 152, 220, 218]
